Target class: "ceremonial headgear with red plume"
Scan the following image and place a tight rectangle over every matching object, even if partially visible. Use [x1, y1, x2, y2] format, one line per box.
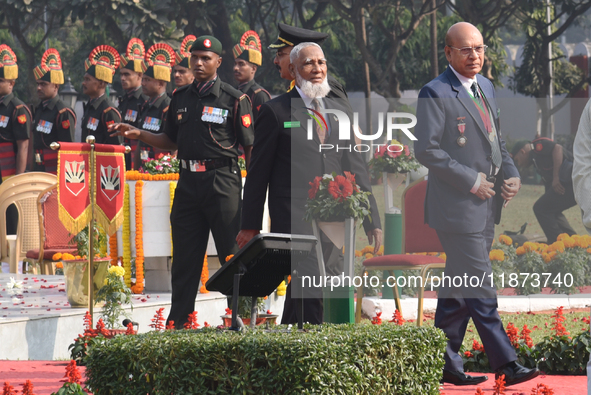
[84, 45, 120, 83]
[233, 30, 262, 66]
[175, 35, 196, 69]
[142, 43, 175, 82]
[34, 48, 64, 84]
[0, 44, 18, 80]
[120, 38, 145, 72]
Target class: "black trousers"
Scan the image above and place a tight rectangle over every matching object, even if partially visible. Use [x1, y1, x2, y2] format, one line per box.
[280, 232, 344, 325]
[166, 164, 241, 328]
[533, 183, 577, 243]
[435, 198, 516, 372]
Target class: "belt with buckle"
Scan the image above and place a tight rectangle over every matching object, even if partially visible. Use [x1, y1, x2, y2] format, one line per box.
[181, 158, 230, 172]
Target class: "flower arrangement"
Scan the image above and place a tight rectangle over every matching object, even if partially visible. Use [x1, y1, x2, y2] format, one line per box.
[304, 172, 371, 222]
[490, 233, 591, 295]
[141, 153, 179, 175]
[95, 266, 133, 329]
[131, 180, 144, 294]
[368, 140, 420, 178]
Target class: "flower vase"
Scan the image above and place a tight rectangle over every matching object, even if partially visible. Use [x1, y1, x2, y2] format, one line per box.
[63, 258, 110, 307]
[317, 221, 346, 249]
[386, 172, 406, 191]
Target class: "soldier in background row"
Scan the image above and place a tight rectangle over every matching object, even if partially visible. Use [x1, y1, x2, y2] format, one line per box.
[232, 30, 271, 120]
[0, 44, 31, 234]
[173, 35, 196, 90]
[118, 38, 147, 169]
[32, 48, 75, 174]
[134, 43, 174, 170]
[81, 45, 121, 145]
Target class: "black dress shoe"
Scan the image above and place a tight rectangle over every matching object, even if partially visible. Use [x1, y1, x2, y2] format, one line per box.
[441, 369, 488, 386]
[495, 361, 540, 386]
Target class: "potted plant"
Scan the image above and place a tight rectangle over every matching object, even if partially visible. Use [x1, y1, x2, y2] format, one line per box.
[60, 221, 111, 307]
[304, 171, 371, 248]
[95, 265, 133, 331]
[368, 140, 420, 190]
[140, 153, 180, 175]
[221, 297, 275, 326]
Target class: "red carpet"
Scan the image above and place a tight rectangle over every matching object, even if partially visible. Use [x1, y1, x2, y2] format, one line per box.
[441, 372, 586, 394]
[0, 361, 586, 394]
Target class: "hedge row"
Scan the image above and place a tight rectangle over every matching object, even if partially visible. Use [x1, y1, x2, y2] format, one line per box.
[85, 324, 446, 395]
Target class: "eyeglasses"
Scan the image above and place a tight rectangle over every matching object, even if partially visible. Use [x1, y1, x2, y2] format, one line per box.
[275, 51, 289, 59]
[448, 45, 488, 56]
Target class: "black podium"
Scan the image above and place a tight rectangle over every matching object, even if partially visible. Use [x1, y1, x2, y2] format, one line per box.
[206, 233, 317, 329]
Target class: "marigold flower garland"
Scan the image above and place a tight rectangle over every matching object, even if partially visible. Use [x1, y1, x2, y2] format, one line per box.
[126, 170, 179, 181]
[109, 233, 118, 267]
[122, 183, 132, 287]
[200, 255, 209, 293]
[169, 182, 176, 259]
[131, 180, 144, 294]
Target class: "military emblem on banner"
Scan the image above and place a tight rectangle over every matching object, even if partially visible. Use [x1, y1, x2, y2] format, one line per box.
[100, 165, 120, 201]
[57, 143, 92, 235]
[94, 144, 126, 235]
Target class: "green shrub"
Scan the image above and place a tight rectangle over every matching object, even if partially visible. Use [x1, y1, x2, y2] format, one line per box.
[85, 323, 446, 394]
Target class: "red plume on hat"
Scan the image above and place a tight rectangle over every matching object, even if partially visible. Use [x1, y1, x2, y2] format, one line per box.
[241, 30, 262, 52]
[233, 30, 262, 66]
[34, 48, 64, 84]
[85, 45, 120, 83]
[120, 38, 145, 72]
[143, 43, 175, 82]
[0, 44, 18, 80]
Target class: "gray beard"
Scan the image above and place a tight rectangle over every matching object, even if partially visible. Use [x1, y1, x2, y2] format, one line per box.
[296, 73, 331, 98]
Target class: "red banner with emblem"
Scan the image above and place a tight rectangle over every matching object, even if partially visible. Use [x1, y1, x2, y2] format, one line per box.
[94, 144, 126, 235]
[57, 142, 92, 235]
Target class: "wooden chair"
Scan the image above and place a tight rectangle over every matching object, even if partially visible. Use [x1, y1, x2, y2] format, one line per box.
[25, 184, 77, 274]
[355, 176, 446, 326]
[0, 172, 57, 273]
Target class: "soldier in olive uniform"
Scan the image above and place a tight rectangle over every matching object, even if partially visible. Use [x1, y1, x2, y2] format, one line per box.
[0, 44, 31, 234]
[110, 36, 255, 329]
[173, 35, 196, 89]
[81, 45, 121, 144]
[32, 48, 76, 174]
[232, 30, 271, 120]
[133, 43, 174, 170]
[118, 38, 146, 169]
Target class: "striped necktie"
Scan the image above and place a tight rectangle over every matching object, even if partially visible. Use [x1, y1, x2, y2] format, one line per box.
[472, 82, 502, 169]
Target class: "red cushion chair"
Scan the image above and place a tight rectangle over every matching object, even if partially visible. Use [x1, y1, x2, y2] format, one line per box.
[25, 184, 76, 274]
[356, 176, 445, 326]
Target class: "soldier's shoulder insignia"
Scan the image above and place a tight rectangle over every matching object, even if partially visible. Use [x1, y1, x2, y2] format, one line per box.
[58, 108, 68, 115]
[104, 106, 116, 114]
[106, 120, 115, 128]
[173, 85, 190, 95]
[163, 106, 169, 113]
[17, 114, 27, 124]
[239, 94, 248, 101]
[62, 120, 70, 129]
[535, 143, 543, 152]
[253, 88, 262, 94]
[241, 114, 252, 128]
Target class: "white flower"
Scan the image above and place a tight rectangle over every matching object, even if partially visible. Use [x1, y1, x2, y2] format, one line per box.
[6, 277, 22, 289]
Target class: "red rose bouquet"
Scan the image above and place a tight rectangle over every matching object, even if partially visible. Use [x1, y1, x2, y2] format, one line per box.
[368, 140, 420, 178]
[304, 172, 371, 222]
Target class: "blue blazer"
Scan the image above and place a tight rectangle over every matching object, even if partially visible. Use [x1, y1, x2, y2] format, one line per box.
[414, 67, 519, 234]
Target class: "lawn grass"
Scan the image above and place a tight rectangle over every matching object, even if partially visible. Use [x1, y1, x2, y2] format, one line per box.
[357, 182, 587, 251]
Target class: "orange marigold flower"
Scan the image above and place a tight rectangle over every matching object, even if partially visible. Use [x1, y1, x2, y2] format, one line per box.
[55, 261, 63, 269]
[225, 254, 234, 262]
[523, 242, 536, 252]
[499, 234, 512, 246]
[549, 241, 565, 253]
[562, 237, 576, 248]
[52, 252, 63, 261]
[515, 246, 526, 256]
[489, 249, 505, 262]
[557, 233, 569, 241]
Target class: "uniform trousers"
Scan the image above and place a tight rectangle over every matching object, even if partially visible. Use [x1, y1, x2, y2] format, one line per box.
[434, 197, 516, 372]
[167, 163, 241, 328]
[533, 183, 577, 243]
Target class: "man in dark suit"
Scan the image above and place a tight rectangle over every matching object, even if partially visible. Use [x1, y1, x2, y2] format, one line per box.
[414, 22, 539, 387]
[237, 42, 382, 325]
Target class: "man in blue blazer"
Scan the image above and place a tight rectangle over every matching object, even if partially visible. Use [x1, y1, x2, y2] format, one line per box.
[415, 22, 539, 387]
